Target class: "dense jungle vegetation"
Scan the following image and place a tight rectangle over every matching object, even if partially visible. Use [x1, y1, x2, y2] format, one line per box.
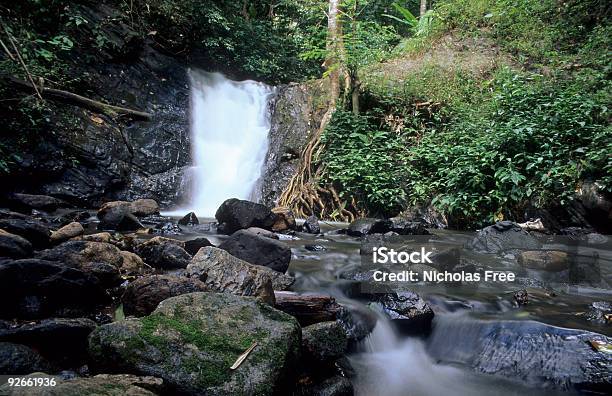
[1, 0, 610, 228]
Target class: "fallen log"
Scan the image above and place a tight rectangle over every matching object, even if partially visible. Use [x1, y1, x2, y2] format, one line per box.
[273, 291, 344, 326]
[4, 77, 152, 121]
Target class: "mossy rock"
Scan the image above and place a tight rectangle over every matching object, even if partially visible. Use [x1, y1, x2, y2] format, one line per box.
[88, 292, 301, 395]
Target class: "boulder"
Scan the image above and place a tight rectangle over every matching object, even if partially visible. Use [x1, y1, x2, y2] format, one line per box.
[119, 251, 151, 276]
[36, 241, 124, 288]
[134, 237, 191, 270]
[347, 218, 392, 237]
[389, 218, 430, 235]
[184, 237, 214, 255]
[306, 376, 354, 396]
[122, 275, 209, 317]
[245, 227, 279, 239]
[468, 221, 541, 254]
[0, 230, 32, 258]
[302, 321, 348, 362]
[50, 221, 84, 244]
[218, 230, 291, 273]
[88, 292, 301, 395]
[271, 207, 296, 232]
[177, 211, 199, 226]
[0, 373, 163, 395]
[186, 247, 294, 301]
[303, 215, 321, 234]
[215, 198, 277, 234]
[0, 259, 109, 319]
[97, 201, 143, 231]
[0, 342, 52, 375]
[366, 291, 434, 334]
[0, 318, 96, 366]
[519, 250, 569, 272]
[427, 319, 612, 393]
[78, 232, 113, 243]
[0, 218, 51, 248]
[130, 199, 160, 217]
[5, 193, 66, 213]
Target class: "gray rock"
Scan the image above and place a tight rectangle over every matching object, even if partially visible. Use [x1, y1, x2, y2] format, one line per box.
[215, 198, 277, 234]
[186, 247, 293, 304]
[307, 376, 354, 396]
[245, 227, 279, 239]
[0, 218, 51, 249]
[88, 292, 301, 395]
[122, 275, 209, 317]
[389, 218, 430, 235]
[518, 250, 569, 271]
[302, 321, 348, 362]
[184, 237, 214, 255]
[348, 218, 393, 237]
[0, 342, 52, 375]
[303, 215, 321, 234]
[0, 230, 32, 258]
[134, 237, 191, 270]
[585, 301, 612, 324]
[468, 221, 541, 254]
[366, 291, 434, 334]
[218, 230, 291, 273]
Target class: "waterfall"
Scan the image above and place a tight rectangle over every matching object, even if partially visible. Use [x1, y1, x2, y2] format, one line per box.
[171, 70, 274, 217]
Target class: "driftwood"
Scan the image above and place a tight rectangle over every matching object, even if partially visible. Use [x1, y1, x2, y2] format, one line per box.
[273, 291, 344, 326]
[5, 77, 152, 121]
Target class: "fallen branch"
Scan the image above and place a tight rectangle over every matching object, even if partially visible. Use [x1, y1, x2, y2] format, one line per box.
[274, 291, 344, 326]
[5, 77, 152, 121]
[1, 26, 42, 100]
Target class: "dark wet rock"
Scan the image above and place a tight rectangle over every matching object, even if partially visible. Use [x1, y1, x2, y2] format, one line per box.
[347, 218, 392, 237]
[429, 248, 461, 272]
[0, 209, 32, 221]
[306, 376, 354, 396]
[177, 211, 199, 226]
[336, 304, 377, 342]
[0, 218, 51, 249]
[302, 321, 348, 363]
[215, 198, 277, 234]
[0, 342, 52, 375]
[245, 226, 279, 239]
[218, 230, 291, 273]
[150, 221, 182, 235]
[0, 230, 32, 259]
[122, 275, 209, 317]
[365, 291, 434, 334]
[0, 318, 96, 366]
[0, 373, 163, 395]
[134, 236, 191, 270]
[271, 207, 297, 232]
[513, 289, 529, 306]
[398, 203, 448, 229]
[183, 237, 214, 255]
[36, 241, 124, 288]
[186, 247, 289, 304]
[303, 215, 321, 234]
[468, 221, 541, 254]
[519, 250, 569, 272]
[77, 232, 113, 244]
[389, 217, 430, 235]
[305, 244, 326, 252]
[428, 319, 612, 393]
[50, 221, 84, 244]
[88, 292, 301, 395]
[52, 210, 91, 226]
[5, 193, 66, 213]
[585, 301, 612, 324]
[119, 250, 151, 276]
[97, 202, 143, 231]
[0, 258, 109, 319]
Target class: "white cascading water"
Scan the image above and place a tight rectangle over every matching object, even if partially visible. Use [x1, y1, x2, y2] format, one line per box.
[170, 70, 274, 217]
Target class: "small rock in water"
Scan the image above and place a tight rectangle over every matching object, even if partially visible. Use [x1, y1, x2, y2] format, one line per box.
[303, 215, 320, 234]
[271, 206, 297, 232]
[513, 289, 529, 306]
[305, 244, 326, 252]
[151, 221, 182, 235]
[178, 212, 199, 226]
[585, 301, 612, 324]
[519, 250, 569, 272]
[468, 221, 541, 254]
[347, 218, 392, 237]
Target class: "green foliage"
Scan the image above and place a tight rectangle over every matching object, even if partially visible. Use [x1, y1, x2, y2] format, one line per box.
[383, 2, 435, 37]
[321, 110, 406, 215]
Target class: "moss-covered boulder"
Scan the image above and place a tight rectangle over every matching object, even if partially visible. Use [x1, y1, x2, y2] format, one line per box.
[88, 292, 301, 395]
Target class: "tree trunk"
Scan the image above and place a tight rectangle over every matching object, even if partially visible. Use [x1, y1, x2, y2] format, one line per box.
[351, 75, 360, 115]
[324, 0, 342, 104]
[420, 0, 427, 17]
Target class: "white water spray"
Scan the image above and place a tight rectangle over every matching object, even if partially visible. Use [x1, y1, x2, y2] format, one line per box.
[168, 71, 274, 217]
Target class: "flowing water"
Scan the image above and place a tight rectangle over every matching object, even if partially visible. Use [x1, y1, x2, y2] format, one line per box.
[166, 71, 274, 217]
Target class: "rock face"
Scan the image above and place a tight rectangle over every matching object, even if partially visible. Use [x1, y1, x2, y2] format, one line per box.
[0, 259, 109, 319]
[0, 218, 51, 249]
[0, 230, 32, 258]
[302, 321, 348, 363]
[88, 292, 301, 395]
[134, 237, 191, 270]
[186, 247, 294, 302]
[347, 218, 392, 236]
[215, 198, 277, 234]
[0, 342, 51, 375]
[428, 319, 612, 393]
[218, 230, 292, 273]
[122, 275, 209, 317]
[468, 221, 541, 254]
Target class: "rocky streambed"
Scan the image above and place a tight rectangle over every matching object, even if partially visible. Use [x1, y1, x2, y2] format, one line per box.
[0, 194, 610, 395]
